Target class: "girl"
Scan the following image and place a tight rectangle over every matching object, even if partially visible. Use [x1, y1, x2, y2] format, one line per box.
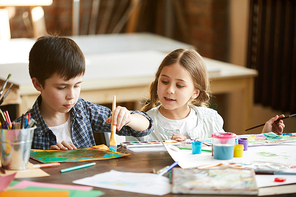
[132, 49, 285, 142]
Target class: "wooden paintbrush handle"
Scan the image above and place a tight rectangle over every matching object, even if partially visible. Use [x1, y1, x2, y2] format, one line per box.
[110, 95, 117, 145]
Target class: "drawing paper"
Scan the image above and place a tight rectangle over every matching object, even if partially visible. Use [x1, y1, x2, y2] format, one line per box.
[30, 145, 129, 163]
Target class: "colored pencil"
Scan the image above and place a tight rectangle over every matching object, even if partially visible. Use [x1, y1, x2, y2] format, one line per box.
[3, 110, 11, 129]
[158, 161, 179, 176]
[33, 162, 60, 168]
[60, 162, 96, 173]
[21, 114, 24, 129]
[26, 112, 31, 128]
[245, 113, 296, 131]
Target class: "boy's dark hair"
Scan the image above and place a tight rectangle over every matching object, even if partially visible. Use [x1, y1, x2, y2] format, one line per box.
[29, 35, 85, 87]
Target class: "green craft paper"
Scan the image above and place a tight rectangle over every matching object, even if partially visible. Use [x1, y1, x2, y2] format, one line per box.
[9, 181, 20, 187]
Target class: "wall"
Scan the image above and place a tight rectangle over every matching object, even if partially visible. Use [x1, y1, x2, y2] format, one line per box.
[228, 0, 296, 133]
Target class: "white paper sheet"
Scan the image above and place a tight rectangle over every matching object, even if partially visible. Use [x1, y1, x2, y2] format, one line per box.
[256, 175, 296, 188]
[128, 146, 167, 152]
[73, 170, 171, 196]
[166, 144, 296, 169]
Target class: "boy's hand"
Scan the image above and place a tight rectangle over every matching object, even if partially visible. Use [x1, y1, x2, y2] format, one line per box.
[171, 134, 186, 142]
[106, 106, 131, 131]
[262, 114, 285, 135]
[50, 141, 77, 150]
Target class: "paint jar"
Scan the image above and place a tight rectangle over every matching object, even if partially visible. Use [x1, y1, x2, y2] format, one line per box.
[212, 132, 236, 160]
[233, 144, 244, 157]
[192, 141, 202, 154]
[238, 138, 248, 151]
[0, 127, 36, 170]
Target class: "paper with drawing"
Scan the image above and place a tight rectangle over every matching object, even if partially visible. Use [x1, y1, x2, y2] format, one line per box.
[73, 170, 171, 196]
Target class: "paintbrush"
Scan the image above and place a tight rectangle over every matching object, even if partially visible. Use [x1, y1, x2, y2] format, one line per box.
[245, 113, 296, 131]
[109, 95, 117, 152]
[0, 83, 13, 105]
[0, 74, 11, 98]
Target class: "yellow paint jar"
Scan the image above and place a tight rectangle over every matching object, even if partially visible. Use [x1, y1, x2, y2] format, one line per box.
[233, 144, 243, 157]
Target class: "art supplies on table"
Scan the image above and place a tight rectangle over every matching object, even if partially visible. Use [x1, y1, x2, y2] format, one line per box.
[120, 140, 181, 148]
[30, 145, 130, 163]
[241, 132, 296, 146]
[172, 167, 258, 195]
[191, 132, 296, 147]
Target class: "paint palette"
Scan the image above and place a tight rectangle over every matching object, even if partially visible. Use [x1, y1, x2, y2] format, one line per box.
[121, 140, 181, 148]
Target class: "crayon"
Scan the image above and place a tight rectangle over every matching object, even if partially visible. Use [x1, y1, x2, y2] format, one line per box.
[33, 162, 60, 168]
[61, 162, 96, 173]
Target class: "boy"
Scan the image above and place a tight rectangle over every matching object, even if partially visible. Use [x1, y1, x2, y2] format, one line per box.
[18, 35, 153, 150]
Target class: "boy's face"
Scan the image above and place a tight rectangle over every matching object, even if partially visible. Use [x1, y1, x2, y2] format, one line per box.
[37, 73, 83, 114]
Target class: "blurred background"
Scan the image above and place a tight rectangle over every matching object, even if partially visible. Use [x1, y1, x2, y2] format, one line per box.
[1, 0, 295, 134]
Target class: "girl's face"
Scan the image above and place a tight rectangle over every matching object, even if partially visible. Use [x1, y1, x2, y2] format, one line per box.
[157, 63, 199, 119]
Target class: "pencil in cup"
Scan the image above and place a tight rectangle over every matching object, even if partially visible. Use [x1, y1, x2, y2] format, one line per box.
[13, 118, 36, 129]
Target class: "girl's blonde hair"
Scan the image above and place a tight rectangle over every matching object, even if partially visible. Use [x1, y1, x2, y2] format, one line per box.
[142, 48, 211, 112]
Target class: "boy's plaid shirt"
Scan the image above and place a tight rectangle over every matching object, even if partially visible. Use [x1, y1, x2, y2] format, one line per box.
[17, 96, 153, 150]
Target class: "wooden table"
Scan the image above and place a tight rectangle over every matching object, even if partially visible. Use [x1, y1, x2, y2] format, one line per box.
[17, 147, 296, 196]
[0, 33, 257, 134]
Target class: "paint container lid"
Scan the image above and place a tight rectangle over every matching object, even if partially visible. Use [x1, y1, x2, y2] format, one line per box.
[212, 132, 236, 145]
[212, 132, 236, 139]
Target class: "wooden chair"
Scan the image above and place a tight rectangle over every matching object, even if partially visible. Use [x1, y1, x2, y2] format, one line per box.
[72, 0, 143, 35]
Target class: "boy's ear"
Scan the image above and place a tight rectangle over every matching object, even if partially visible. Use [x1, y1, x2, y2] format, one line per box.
[192, 89, 200, 99]
[32, 77, 43, 91]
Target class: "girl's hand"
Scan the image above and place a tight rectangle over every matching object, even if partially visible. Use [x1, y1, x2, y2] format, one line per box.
[171, 134, 186, 142]
[50, 141, 77, 150]
[262, 114, 285, 135]
[106, 106, 131, 131]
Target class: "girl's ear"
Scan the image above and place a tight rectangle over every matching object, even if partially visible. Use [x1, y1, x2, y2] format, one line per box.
[32, 77, 43, 91]
[192, 89, 200, 99]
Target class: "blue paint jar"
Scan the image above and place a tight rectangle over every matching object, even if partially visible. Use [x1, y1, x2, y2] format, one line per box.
[192, 141, 202, 154]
